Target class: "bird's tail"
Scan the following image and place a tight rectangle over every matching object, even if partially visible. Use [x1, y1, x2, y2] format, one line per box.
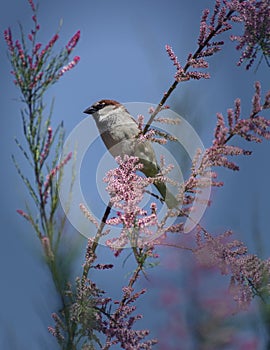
[154, 181, 178, 209]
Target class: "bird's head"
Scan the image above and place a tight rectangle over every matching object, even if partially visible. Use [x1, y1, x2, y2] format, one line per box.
[83, 99, 123, 119]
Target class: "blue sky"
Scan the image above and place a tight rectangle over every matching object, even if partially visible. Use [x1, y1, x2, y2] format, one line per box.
[0, 0, 269, 348]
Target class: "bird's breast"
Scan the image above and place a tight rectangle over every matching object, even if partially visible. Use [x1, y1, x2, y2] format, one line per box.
[95, 113, 138, 157]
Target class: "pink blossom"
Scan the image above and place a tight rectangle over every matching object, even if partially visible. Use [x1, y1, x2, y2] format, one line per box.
[200, 82, 270, 178]
[40, 126, 53, 166]
[198, 9, 210, 46]
[165, 45, 188, 82]
[66, 30, 80, 54]
[230, 0, 270, 69]
[229, 83, 270, 142]
[104, 155, 168, 253]
[47, 33, 59, 49]
[101, 286, 157, 349]
[251, 81, 262, 115]
[79, 203, 99, 228]
[104, 155, 148, 212]
[186, 71, 210, 80]
[166, 41, 214, 82]
[4, 28, 14, 53]
[48, 313, 65, 343]
[39, 34, 59, 58]
[28, 0, 36, 12]
[195, 229, 270, 310]
[33, 42, 42, 55]
[15, 40, 25, 62]
[58, 56, 80, 77]
[17, 209, 30, 221]
[198, 2, 232, 47]
[263, 91, 270, 109]
[165, 45, 183, 72]
[188, 57, 209, 69]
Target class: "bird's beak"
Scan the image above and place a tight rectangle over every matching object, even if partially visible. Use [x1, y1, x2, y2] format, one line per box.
[83, 106, 96, 114]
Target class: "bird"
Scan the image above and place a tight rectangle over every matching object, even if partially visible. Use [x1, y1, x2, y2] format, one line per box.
[83, 99, 178, 208]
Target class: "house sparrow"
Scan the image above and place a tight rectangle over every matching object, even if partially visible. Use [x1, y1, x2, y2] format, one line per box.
[83, 99, 178, 208]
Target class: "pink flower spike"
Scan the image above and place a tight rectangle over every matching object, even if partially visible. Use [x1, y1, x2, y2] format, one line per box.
[4, 28, 14, 53]
[165, 44, 182, 72]
[231, 0, 270, 69]
[40, 126, 53, 165]
[187, 71, 210, 80]
[263, 90, 270, 109]
[66, 30, 80, 53]
[58, 56, 80, 77]
[15, 40, 25, 63]
[49, 34, 59, 47]
[198, 9, 210, 46]
[17, 209, 30, 221]
[166, 44, 190, 82]
[80, 203, 99, 228]
[33, 42, 42, 55]
[40, 34, 59, 57]
[234, 98, 241, 122]
[251, 81, 262, 115]
[28, 0, 36, 12]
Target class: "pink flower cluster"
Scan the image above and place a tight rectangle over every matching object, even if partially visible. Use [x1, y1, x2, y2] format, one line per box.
[104, 155, 149, 211]
[49, 273, 157, 349]
[3, 0, 80, 95]
[4, 28, 13, 54]
[101, 82, 270, 260]
[202, 82, 270, 174]
[195, 229, 270, 310]
[28, 0, 35, 12]
[80, 203, 99, 228]
[48, 313, 65, 344]
[230, 0, 270, 69]
[58, 56, 80, 77]
[40, 126, 53, 166]
[165, 1, 236, 83]
[198, 2, 232, 48]
[137, 112, 179, 146]
[100, 286, 158, 349]
[173, 83, 269, 219]
[165, 45, 210, 82]
[104, 155, 160, 253]
[66, 30, 81, 54]
[16, 209, 30, 221]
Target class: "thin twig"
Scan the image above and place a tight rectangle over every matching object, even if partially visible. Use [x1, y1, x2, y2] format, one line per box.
[82, 201, 113, 280]
[143, 9, 235, 135]
[93, 200, 112, 253]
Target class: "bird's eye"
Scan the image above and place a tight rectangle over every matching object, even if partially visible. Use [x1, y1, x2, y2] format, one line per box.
[99, 103, 106, 109]
[95, 103, 103, 109]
